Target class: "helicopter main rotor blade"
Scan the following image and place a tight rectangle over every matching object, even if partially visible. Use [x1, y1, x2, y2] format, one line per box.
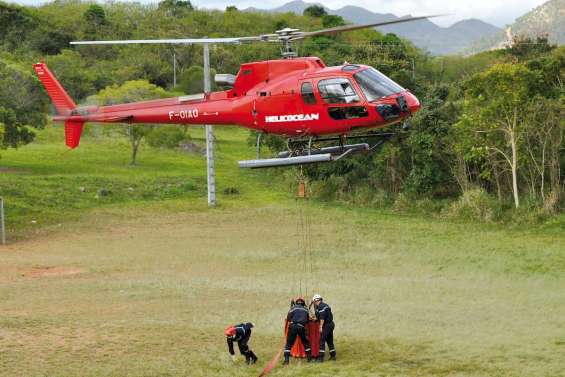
[291, 15, 444, 40]
[70, 15, 446, 47]
[70, 37, 257, 45]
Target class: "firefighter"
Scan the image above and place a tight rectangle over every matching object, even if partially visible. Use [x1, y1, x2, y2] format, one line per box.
[224, 322, 258, 364]
[283, 297, 312, 365]
[312, 294, 336, 362]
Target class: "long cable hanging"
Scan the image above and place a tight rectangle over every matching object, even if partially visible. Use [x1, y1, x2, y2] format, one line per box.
[306, 191, 314, 298]
[296, 194, 304, 298]
[294, 166, 315, 302]
[295, 167, 304, 299]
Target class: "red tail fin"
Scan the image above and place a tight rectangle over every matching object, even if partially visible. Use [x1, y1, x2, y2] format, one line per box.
[64, 120, 84, 149]
[33, 62, 76, 115]
[33, 62, 83, 149]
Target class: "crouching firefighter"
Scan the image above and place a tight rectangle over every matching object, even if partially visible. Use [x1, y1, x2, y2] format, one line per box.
[312, 294, 336, 362]
[224, 322, 258, 364]
[283, 297, 312, 365]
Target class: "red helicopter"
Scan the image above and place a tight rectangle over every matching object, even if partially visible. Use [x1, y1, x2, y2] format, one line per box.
[33, 15, 436, 168]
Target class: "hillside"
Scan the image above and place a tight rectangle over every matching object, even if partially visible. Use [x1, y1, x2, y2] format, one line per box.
[468, 0, 565, 53]
[244, 0, 501, 55]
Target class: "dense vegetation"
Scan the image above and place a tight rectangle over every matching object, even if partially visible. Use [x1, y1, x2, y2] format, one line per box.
[302, 35, 564, 222]
[0, 0, 563, 223]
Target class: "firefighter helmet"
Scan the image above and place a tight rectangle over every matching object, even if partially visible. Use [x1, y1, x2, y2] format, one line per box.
[224, 326, 236, 337]
[295, 296, 306, 305]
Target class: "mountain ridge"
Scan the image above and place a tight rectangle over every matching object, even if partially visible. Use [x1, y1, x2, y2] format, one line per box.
[468, 0, 564, 54]
[243, 0, 502, 55]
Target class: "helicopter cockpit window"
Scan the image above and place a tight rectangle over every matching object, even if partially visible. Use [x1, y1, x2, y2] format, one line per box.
[318, 78, 360, 104]
[301, 82, 316, 104]
[353, 68, 405, 102]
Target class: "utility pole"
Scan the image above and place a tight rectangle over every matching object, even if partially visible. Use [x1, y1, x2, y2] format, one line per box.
[203, 43, 216, 207]
[0, 197, 5, 245]
[173, 50, 177, 88]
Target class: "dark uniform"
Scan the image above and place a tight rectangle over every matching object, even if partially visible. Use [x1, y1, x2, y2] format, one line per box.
[315, 302, 336, 361]
[283, 300, 312, 364]
[226, 322, 258, 364]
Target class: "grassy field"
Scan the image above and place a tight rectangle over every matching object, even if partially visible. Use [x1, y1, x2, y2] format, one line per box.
[1, 126, 565, 376]
[0, 124, 287, 238]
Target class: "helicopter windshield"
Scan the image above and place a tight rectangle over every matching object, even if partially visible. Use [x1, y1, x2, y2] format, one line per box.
[353, 68, 405, 102]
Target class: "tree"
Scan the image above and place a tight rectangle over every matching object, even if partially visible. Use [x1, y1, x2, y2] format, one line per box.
[303, 5, 326, 18]
[83, 4, 106, 26]
[404, 84, 458, 195]
[83, 4, 108, 40]
[30, 28, 74, 55]
[0, 2, 38, 50]
[522, 97, 564, 207]
[322, 14, 346, 28]
[146, 126, 187, 148]
[46, 50, 98, 101]
[457, 63, 543, 208]
[177, 65, 216, 94]
[506, 35, 554, 62]
[89, 80, 171, 165]
[0, 106, 34, 148]
[0, 60, 47, 152]
[158, 0, 193, 17]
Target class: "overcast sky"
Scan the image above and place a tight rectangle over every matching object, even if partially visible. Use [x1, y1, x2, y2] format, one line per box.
[192, 0, 548, 27]
[13, 0, 549, 27]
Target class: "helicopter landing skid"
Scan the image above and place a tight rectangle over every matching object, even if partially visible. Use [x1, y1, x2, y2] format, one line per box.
[238, 131, 394, 169]
[238, 143, 368, 169]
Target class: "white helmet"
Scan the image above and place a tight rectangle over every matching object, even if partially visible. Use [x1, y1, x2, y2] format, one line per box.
[312, 294, 323, 302]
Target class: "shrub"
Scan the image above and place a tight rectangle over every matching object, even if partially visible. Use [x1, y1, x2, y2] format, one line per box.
[347, 186, 393, 209]
[543, 189, 563, 215]
[147, 127, 187, 149]
[392, 192, 412, 213]
[223, 187, 240, 195]
[310, 175, 346, 202]
[445, 187, 502, 222]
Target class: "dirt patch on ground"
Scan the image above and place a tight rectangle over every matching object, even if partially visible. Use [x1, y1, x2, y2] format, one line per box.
[20, 266, 86, 278]
[0, 167, 29, 174]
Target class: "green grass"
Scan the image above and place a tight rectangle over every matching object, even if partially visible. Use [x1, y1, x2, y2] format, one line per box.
[1, 205, 564, 376]
[1, 126, 565, 376]
[0, 124, 288, 238]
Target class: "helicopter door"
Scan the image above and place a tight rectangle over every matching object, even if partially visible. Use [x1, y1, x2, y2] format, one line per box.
[298, 80, 321, 134]
[317, 78, 369, 123]
[300, 81, 317, 107]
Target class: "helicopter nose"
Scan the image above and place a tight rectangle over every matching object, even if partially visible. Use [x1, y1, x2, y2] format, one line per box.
[404, 91, 421, 114]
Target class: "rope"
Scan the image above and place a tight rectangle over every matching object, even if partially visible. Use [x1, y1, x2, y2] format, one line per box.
[261, 170, 316, 377]
[295, 196, 303, 298]
[294, 168, 315, 302]
[306, 197, 315, 296]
